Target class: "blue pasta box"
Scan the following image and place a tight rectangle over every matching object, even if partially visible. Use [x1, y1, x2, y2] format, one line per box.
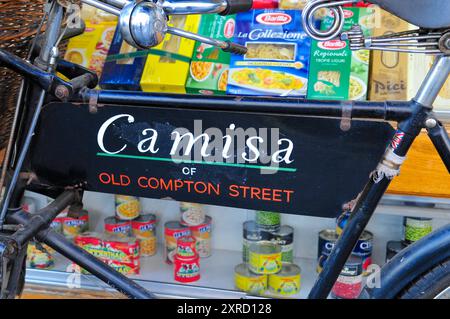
[99, 26, 147, 91]
[227, 9, 314, 97]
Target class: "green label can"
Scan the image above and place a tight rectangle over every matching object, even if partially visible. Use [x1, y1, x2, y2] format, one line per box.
[404, 217, 433, 244]
[255, 211, 281, 232]
[270, 225, 294, 263]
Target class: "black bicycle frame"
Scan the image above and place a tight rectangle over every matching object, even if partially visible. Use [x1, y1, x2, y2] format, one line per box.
[1, 0, 450, 300]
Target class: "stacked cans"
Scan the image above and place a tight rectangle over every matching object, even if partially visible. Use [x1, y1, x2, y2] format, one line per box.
[236, 211, 301, 297]
[164, 202, 211, 283]
[107, 195, 158, 257]
[179, 202, 213, 258]
[174, 236, 201, 283]
[321, 210, 374, 273]
[243, 212, 294, 264]
[385, 216, 433, 262]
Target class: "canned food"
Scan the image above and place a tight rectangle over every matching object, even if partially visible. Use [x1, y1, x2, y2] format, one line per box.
[190, 216, 212, 258]
[131, 214, 157, 256]
[403, 217, 433, 244]
[137, 236, 157, 257]
[50, 216, 65, 234]
[164, 221, 191, 264]
[234, 263, 267, 295]
[249, 241, 282, 274]
[177, 236, 197, 258]
[255, 211, 281, 232]
[106, 259, 140, 275]
[352, 230, 373, 275]
[174, 254, 200, 283]
[268, 263, 301, 296]
[27, 242, 54, 269]
[104, 216, 131, 237]
[270, 225, 294, 263]
[243, 221, 271, 263]
[62, 211, 89, 238]
[331, 256, 363, 299]
[317, 229, 338, 258]
[336, 210, 351, 235]
[317, 229, 339, 273]
[115, 195, 141, 220]
[76, 232, 140, 263]
[180, 202, 205, 226]
[131, 214, 157, 237]
[386, 240, 406, 263]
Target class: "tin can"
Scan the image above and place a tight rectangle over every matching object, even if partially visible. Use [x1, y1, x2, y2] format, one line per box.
[270, 225, 294, 263]
[115, 195, 141, 220]
[106, 259, 140, 275]
[190, 216, 212, 258]
[174, 254, 200, 283]
[403, 217, 433, 244]
[268, 263, 301, 296]
[27, 242, 54, 269]
[243, 221, 271, 263]
[180, 202, 205, 226]
[50, 216, 65, 234]
[131, 214, 157, 237]
[177, 236, 197, 258]
[352, 230, 373, 275]
[386, 240, 406, 263]
[104, 216, 131, 237]
[317, 229, 339, 273]
[249, 241, 282, 274]
[102, 233, 140, 263]
[255, 211, 281, 232]
[331, 256, 363, 299]
[62, 211, 89, 238]
[132, 214, 157, 257]
[336, 210, 351, 235]
[234, 263, 267, 295]
[164, 221, 191, 264]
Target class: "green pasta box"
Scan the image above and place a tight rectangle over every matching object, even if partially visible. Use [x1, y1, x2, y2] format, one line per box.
[185, 15, 236, 95]
[307, 7, 375, 101]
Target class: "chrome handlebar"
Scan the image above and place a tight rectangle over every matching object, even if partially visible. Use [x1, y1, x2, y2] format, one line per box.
[81, 0, 249, 54]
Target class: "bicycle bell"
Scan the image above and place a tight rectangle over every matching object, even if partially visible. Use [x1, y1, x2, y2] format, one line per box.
[119, 0, 168, 49]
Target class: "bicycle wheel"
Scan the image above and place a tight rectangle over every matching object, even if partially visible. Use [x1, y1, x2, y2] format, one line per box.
[397, 258, 450, 299]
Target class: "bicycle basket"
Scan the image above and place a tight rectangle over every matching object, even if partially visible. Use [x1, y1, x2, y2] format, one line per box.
[0, 0, 46, 150]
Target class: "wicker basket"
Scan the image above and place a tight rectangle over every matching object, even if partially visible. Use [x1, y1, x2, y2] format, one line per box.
[0, 0, 46, 149]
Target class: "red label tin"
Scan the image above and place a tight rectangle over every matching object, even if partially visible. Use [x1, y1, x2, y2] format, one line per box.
[174, 254, 200, 283]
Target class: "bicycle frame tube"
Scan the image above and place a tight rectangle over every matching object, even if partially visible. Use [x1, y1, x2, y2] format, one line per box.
[309, 55, 450, 299]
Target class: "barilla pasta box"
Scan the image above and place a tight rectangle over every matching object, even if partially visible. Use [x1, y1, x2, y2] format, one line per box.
[140, 15, 201, 93]
[227, 10, 314, 97]
[185, 15, 236, 95]
[307, 7, 375, 101]
[99, 25, 148, 91]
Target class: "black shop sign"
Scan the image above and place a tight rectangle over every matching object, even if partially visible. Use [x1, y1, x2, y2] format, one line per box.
[30, 102, 394, 218]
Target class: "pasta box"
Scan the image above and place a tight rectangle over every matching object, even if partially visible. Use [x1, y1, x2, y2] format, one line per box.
[140, 15, 201, 93]
[185, 15, 236, 95]
[64, 20, 117, 79]
[99, 25, 148, 91]
[227, 9, 314, 97]
[307, 7, 375, 101]
[369, 8, 411, 101]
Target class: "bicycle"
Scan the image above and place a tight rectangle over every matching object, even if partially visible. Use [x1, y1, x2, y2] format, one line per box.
[0, 0, 449, 299]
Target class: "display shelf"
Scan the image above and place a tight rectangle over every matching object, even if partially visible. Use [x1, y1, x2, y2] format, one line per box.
[25, 245, 318, 299]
